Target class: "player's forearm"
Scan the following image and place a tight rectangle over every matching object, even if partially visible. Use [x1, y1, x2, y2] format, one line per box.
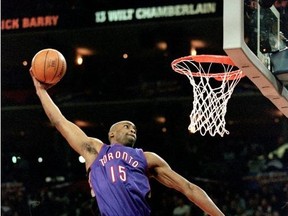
[36, 89, 65, 126]
[186, 184, 224, 216]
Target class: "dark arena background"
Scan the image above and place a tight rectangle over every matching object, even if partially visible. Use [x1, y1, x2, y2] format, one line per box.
[2, 0, 288, 215]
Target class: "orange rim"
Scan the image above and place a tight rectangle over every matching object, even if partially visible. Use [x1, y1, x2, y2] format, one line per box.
[171, 55, 245, 81]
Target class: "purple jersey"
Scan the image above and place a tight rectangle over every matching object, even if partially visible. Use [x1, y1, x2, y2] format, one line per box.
[88, 144, 151, 216]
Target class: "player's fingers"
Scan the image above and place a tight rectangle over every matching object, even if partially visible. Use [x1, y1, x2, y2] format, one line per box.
[29, 67, 55, 90]
[31, 76, 40, 87]
[29, 67, 35, 78]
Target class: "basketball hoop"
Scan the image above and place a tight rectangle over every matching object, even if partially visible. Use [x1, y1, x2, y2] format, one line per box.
[171, 55, 245, 137]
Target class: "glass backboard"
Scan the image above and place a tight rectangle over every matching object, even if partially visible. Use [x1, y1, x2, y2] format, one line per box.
[223, 0, 288, 118]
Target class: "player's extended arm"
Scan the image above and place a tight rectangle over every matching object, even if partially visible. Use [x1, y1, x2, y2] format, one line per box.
[31, 72, 102, 162]
[145, 152, 224, 216]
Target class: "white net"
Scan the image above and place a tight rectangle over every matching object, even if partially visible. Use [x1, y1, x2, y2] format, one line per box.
[172, 55, 244, 137]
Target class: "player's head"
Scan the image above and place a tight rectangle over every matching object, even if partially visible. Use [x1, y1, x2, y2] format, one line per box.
[108, 120, 137, 147]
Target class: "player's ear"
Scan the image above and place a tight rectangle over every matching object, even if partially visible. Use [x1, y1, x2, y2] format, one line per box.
[108, 131, 115, 140]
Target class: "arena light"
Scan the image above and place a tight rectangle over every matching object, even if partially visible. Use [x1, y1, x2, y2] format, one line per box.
[190, 39, 207, 49]
[11, 155, 21, 164]
[161, 127, 167, 133]
[155, 116, 166, 124]
[190, 39, 207, 56]
[12, 156, 17, 164]
[123, 53, 128, 59]
[22, 60, 28, 66]
[76, 47, 94, 56]
[155, 41, 168, 51]
[38, 157, 43, 163]
[45, 177, 52, 182]
[76, 56, 83, 65]
[190, 47, 197, 56]
[79, 156, 85, 163]
[75, 47, 94, 66]
[74, 119, 93, 127]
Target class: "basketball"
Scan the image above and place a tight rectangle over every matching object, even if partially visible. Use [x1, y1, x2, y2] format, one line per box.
[31, 48, 67, 84]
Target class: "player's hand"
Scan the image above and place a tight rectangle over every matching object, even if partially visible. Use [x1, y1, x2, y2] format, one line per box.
[30, 68, 55, 90]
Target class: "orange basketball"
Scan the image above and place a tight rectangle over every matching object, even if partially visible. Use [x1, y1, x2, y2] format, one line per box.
[31, 48, 67, 84]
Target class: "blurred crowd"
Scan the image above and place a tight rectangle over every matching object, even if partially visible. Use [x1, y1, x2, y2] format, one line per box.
[1, 174, 287, 216]
[2, 136, 288, 216]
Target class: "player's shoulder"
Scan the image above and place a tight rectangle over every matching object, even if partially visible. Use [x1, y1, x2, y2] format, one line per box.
[143, 151, 165, 166]
[143, 151, 159, 157]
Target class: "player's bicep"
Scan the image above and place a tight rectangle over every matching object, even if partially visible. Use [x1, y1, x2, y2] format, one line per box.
[145, 152, 189, 193]
[155, 167, 189, 193]
[56, 118, 101, 156]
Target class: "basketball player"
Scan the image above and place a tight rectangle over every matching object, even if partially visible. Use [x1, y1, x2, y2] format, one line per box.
[30, 70, 224, 216]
